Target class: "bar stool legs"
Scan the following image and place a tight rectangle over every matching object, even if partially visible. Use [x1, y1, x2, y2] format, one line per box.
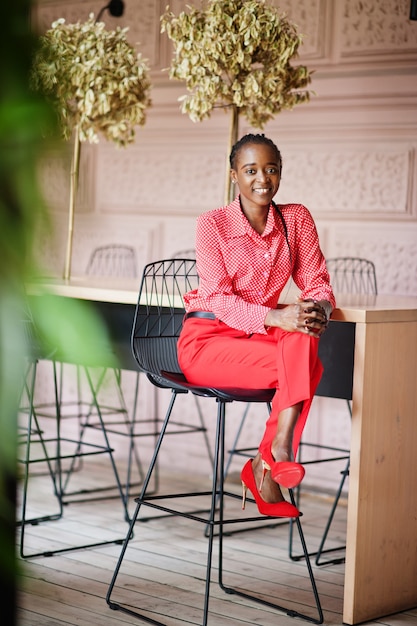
[18, 357, 130, 558]
[106, 397, 323, 625]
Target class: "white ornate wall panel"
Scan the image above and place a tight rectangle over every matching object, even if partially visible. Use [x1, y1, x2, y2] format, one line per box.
[278, 0, 416, 66]
[276, 142, 415, 220]
[274, 0, 329, 59]
[34, 0, 417, 69]
[327, 221, 417, 295]
[95, 133, 226, 214]
[340, 0, 417, 61]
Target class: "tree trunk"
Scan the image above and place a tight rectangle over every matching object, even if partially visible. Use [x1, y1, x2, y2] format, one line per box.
[223, 105, 239, 206]
[63, 128, 81, 281]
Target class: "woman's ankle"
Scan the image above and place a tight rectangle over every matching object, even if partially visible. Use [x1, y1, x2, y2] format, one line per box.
[270, 439, 293, 464]
[253, 454, 285, 503]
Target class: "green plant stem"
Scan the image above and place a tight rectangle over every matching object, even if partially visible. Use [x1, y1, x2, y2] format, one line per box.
[63, 128, 81, 281]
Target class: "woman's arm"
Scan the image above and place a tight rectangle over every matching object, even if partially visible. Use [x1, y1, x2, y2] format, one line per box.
[288, 205, 336, 310]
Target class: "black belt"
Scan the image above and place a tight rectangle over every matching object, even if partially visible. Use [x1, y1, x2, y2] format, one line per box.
[184, 311, 216, 321]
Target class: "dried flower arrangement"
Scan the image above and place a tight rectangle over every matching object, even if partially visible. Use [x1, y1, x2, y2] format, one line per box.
[32, 15, 151, 146]
[31, 15, 152, 278]
[161, 0, 312, 201]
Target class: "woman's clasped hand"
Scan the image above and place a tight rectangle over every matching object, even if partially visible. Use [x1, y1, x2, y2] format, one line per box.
[265, 299, 330, 337]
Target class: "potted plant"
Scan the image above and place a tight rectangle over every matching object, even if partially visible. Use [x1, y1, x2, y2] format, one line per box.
[161, 0, 312, 203]
[31, 14, 152, 279]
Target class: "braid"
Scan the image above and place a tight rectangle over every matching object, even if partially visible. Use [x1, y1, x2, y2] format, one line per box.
[229, 133, 282, 173]
[272, 200, 292, 262]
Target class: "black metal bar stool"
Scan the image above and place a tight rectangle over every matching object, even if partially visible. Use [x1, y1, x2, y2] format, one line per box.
[105, 259, 323, 625]
[18, 305, 130, 558]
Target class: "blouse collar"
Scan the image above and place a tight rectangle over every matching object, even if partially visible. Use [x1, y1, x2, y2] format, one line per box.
[226, 195, 280, 238]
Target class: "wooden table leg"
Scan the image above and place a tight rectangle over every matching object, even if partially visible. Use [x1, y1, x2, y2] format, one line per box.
[344, 319, 417, 624]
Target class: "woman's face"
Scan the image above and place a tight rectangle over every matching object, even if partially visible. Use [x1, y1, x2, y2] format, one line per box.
[230, 142, 281, 210]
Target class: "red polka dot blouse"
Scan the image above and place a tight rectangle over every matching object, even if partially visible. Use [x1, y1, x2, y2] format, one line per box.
[184, 197, 336, 335]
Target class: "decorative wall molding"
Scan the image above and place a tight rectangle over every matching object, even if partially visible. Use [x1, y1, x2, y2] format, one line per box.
[95, 141, 226, 214]
[328, 222, 417, 295]
[340, 0, 417, 59]
[88, 133, 417, 221]
[258, 0, 329, 60]
[278, 144, 415, 221]
[34, 0, 417, 73]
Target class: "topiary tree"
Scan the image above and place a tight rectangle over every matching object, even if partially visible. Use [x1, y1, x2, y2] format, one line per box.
[31, 15, 152, 279]
[161, 0, 312, 203]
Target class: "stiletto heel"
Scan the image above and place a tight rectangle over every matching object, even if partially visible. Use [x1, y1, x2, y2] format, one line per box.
[240, 460, 300, 518]
[241, 482, 247, 510]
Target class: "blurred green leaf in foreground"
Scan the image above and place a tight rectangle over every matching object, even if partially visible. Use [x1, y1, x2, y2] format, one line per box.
[0, 2, 117, 623]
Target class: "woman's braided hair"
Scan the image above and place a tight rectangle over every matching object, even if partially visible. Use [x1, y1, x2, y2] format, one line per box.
[229, 133, 282, 174]
[230, 133, 290, 259]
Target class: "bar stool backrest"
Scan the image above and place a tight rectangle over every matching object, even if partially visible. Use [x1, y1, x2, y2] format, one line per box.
[86, 244, 137, 278]
[131, 258, 199, 387]
[326, 257, 377, 295]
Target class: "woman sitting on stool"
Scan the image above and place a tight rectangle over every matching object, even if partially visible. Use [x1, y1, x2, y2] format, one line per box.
[178, 133, 335, 518]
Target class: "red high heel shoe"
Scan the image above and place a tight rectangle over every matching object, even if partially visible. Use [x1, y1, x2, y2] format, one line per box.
[260, 459, 305, 490]
[241, 460, 300, 518]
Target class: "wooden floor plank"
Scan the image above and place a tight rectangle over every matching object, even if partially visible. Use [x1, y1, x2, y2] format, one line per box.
[16, 459, 416, 626]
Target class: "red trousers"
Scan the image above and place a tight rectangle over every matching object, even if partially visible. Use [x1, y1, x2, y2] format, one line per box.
[177, 318, 323, 463]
